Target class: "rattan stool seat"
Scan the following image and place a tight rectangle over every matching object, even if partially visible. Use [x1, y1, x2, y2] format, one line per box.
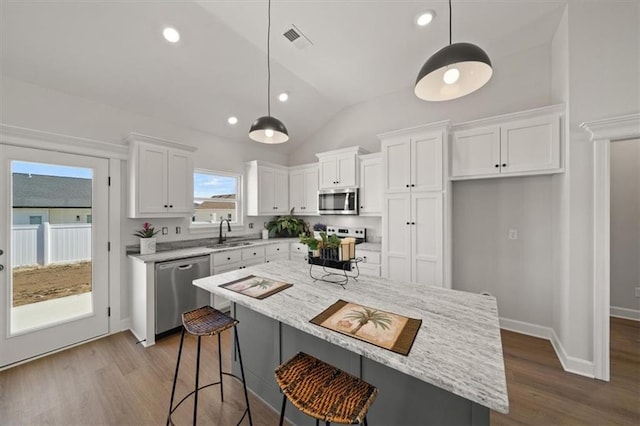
[275, 352, 378, 425]
[168, 306, 251, 426]
[182, 305, 238, 336]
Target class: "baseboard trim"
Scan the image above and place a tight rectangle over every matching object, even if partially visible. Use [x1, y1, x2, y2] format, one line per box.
[499, 317, 595, 378]
[610, 306, 640, 321]
[499, 317, 552, 340]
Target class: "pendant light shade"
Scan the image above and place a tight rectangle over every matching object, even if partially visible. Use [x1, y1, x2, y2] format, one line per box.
[249, 115, 289, 144]
[249, 0, 289, 144]
[414, 0, 492, 101]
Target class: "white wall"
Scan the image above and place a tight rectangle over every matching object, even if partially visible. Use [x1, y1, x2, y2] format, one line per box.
[452, 176, 554, 326]
[1, 75, 290, 325]
[610, 139, 640, 312]
[289, 44, 553, 165]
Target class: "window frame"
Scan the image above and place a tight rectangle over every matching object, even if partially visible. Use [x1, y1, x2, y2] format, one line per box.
[190, 168, 243, 232]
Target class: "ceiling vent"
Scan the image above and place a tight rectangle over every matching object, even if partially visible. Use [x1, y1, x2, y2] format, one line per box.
[282, 24, 313, 50]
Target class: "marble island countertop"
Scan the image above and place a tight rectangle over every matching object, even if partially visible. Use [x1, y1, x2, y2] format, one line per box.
[193, 260, 509, 414]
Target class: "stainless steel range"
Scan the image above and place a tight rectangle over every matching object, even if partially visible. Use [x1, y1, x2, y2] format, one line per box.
[325, 226, 366, 244]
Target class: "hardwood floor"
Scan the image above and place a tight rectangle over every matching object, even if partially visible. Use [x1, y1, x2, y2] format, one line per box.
[0, 318, 637, 425]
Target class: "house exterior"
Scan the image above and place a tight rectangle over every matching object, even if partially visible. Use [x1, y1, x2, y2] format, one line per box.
[12, 173, 92, 225]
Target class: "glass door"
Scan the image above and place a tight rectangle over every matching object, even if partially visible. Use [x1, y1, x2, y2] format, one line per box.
[0, 145, 109, 367]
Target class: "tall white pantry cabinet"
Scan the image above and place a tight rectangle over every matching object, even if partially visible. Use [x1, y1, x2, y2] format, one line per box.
[379, 122, 451, 289]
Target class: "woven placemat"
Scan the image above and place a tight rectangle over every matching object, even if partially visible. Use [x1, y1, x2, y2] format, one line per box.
[310, 299, 421, 356]
[220, 275, 292, 300]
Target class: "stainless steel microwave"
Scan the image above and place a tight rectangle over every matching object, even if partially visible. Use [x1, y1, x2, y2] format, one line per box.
[318, 188, 358, 215]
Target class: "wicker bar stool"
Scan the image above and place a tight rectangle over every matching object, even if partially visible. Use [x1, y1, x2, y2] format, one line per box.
[167, 306, 252, 426]
[274, 352, 378, 426]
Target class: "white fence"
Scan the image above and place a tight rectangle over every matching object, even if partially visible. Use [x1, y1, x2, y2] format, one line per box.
[12, 223, 92, 267]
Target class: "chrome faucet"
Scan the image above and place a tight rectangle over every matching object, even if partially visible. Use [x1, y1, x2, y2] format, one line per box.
[219, 218, 231, 244]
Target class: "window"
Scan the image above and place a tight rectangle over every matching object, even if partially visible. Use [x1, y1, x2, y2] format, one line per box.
[29, 216, 42, 225]
[192, 170, 241, 226]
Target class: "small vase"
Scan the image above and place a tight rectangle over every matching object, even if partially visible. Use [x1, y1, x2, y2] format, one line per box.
[140, 237, 156, 255]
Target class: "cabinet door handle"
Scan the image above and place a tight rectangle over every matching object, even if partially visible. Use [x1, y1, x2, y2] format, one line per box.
[411, 222, 416, 225]
[360, 206, 364, 209]
[406, 184, 409, 188]
[276, 248, 280, 251]
[164, 204, 168, 208]
[502, 163, 507, 167]
[227, 257, 231, 260]
[169, 205, 173, 208]
[406, 222, 410, 225]
[495, 164, 499, 168]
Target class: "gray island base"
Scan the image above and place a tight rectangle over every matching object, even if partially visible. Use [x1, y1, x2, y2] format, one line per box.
[194, 260, 508, 425]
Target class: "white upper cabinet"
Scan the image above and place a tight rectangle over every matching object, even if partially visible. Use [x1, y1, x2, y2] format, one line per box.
[127, 134, 195, 218]
[316, 146, 367, 189]
[359, 153, 382, 216]
[289, 164, 318, 215]
[246, 161, 289, 216]
[382, 129, 443, 193]
[451, 105, 563, 180]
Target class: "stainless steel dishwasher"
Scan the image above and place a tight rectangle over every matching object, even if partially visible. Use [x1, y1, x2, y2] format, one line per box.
[155, 255, 211, 337]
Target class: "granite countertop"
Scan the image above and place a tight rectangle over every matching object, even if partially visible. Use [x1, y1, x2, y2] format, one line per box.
[356, 242, 381, 252]
[128, 238, 299, 263]
[193, 260, 509, 414]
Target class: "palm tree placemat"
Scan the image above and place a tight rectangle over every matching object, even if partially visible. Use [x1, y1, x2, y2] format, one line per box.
[310, 300, 422, 356]
[219, 275, 293, 300]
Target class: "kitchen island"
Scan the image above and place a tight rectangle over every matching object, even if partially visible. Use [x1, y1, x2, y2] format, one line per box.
[193, 260, 508, 425]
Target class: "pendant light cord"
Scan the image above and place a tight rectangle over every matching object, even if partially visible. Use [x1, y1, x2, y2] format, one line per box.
[267, 0, 272, 116]
[449, 0, 452, 45]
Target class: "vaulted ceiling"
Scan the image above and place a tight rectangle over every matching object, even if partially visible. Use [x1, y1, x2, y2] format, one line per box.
[0, 0, 566, 152]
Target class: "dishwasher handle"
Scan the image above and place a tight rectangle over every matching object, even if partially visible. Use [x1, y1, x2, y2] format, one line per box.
[177, 264, 194, 270]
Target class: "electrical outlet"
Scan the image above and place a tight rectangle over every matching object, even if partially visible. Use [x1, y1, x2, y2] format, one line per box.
[248, 223, 254, 229]
[635, 287, 640, 298]
[161, 226, 168, 235]
[175, 226, 181, 234]
[508, 229, 518, 240]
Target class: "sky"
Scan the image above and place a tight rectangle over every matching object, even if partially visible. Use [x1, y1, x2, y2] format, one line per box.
[194, 172, 237, 198]
[12, 161, 93, 179]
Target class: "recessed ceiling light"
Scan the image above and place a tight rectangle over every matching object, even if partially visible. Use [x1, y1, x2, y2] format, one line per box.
[163, 27, 180, 43]
[227, 116, 238, 125]
[416, 11, 435, 27]
[278, 92, 289, 102]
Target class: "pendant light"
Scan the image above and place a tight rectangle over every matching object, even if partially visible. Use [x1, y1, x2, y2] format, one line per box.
[249, 0, 289, 144]
[414, 0, 492, 102]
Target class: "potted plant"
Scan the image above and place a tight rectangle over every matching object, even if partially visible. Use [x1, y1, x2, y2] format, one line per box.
[265, 208, 308, 238]
[134, 222, 159, 254]
[318, 232, 342, 260]
[299, 234, 320, 257]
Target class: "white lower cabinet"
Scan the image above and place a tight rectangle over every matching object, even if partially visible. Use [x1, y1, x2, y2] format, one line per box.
[212, 247, 266, 310]
[266, 242, 290, 263]
[382, 192, 443, 287]
[290, 242, 308, 262]
[356, 250, 381, 277]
